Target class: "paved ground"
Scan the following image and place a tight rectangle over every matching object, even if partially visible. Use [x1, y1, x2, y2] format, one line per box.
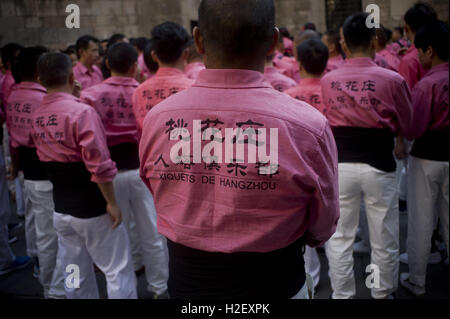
[1, 203, 448, 299]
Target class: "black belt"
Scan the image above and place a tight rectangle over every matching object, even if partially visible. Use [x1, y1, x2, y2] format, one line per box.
[411, 129, 449, 162]
[17, 147, 48, 181]
[109, 142, 140, 171]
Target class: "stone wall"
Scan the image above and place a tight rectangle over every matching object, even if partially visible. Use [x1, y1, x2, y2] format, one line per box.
[0, 0, 448, 49]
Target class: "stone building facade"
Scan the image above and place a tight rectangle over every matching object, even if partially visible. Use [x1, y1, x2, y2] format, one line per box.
[0, 0, 448, 49]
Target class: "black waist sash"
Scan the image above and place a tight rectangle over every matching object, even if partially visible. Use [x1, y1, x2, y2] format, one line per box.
[332, 127, 396, 172]
[44, 162, 106, 219]
[109, 142, 140, 171]
[410, 129, 449, 162]
[167, 237, 306, 299]
[17, 147, 48, 181]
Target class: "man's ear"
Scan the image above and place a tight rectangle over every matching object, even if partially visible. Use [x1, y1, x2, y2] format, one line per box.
[267, 27, 280, 56]
[193, 27, 205, 55]
[426, 45, 435, 59]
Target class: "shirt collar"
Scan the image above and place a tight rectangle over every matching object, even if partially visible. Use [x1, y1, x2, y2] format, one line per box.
[15, 81, 47, 93]
[155, 67, 185, 77]
[343, 57, 377, 67]
[194, 69, 272, 89]
[43, 92, 80, 105]
[75, 62, 98, 75]
[105, 76, 139, 87]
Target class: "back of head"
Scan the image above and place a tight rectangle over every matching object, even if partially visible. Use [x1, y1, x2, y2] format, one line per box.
[297, 39, 329, 75]
[37, 52, 73, 89]
[404, 2, 438, 33]
[1, 43, 23, 69]
[198, 0, 275, 61]
[343, 13, 375, 53]
[143, 39, 159, 73]
[415, 20, 449, 61]
[13, 46, 48, 83]
[295, 30, 320, 46]
[303, 22, 317, 31]
[395, 27, 404, 36]
[375, 25, 389, 48]
[107, 42, 138, 74]
[151, 22, 191, 64]
[108, 34, 128, 48]
[76, 35, 99, 58]
[324, 30, 342, 54]
[64, 45, 76, 56]
[135, 37, 149, 53]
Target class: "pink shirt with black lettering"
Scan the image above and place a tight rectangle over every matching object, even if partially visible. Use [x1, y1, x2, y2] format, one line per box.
[264, 66, 297, 92]
[132, 67, 195, 130]
[81, 76, 139, 147]
[377, 48, 400, 72]
[31, 92, 117, 183]
[399, 45, 427, 90]
[185, 62, 206, 80]
[321, 57, 412, 135]
[139, 69, 339, 253]
[73, 62, 104, 90]
[5, 82, 46, 148]
[285, 78, 325, 115]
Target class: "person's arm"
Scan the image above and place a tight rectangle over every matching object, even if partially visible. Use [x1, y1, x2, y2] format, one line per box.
[97, 182, 122, 229]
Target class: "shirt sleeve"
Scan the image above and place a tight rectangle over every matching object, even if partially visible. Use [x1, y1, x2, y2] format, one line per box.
[407, 85, 433, 140]
[304, 122, 340, 248]
[392, 79, 414, 138]
[75, 107, 117, 183]
[399, 58, 419, 90]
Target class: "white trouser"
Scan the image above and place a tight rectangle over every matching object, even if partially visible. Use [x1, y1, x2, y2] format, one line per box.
[326, 163, 399, 299]
[304, 247, 320, 289]
[23, 180, 65, 298]
[23, 180, 38, 259]
[113, 169, 169, 295]
[358, 198, 370, 246]
[0, 147, 14, 270]
[396, 159, 408, 202]
[15, 176, 25, 217]
[53, 212, 137, 299]
[407, 156, 449, 288]
[128, 213, 143, 271]
[291, 274, 315, 299]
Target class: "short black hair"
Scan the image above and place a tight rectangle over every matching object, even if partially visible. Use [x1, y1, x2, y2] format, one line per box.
[297, 39, 329, 75]
[37, 52, 73, 88]
[404, 2, 437, 33]
[107, 42, 138, 74]
[325, 30, 342, 54]
[143, 39, 159, 73]
[279, 27, 292, 40]
[343, 13, 376, 52]
[198, 0, 275, 60]
[12, 46, 48, 83]
[76, 35, 99, 58]
[1, 43, 23, 69]
[108, 33, 127, 48]
[304, 23, 317, 31]
[135, 37, 149, 52]
[394, 27, 404, 36]
[151, 22, 191, 64]
[376, 25, 389, 48]
[64, 45, 76, 55]
[415, 20, 449, 61]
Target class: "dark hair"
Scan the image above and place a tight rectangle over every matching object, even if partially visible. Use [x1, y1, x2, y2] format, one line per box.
[324, 30, 342, 55]
[108, 34, 127, 48]
[12, 46, 48, 83]
[107, 42, 138, 74]
[64, 45, 77, 55]
[375, 25, 389, 48]
[1, 43, 23, 69]
[394, 27, 404, 36]
[384, 27, 392, 42]
[143, 39, 159, 73]
[135, 37, 149, 52]
[279, 27, 293, 40]
[297, 39, 329, 75]
[76, 35, 99, 58]
[404, 2, 437, 33]
[151, 22, 191, 64]
[343, 13, 376, 52]
[37, 52, 73, 88]
[415, 20, 449, 61]
[304, 23, 317, 31]
[198, 0, 275, 60]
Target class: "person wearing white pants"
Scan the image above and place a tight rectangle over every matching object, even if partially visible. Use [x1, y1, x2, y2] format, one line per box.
[304, 247, 321, 290]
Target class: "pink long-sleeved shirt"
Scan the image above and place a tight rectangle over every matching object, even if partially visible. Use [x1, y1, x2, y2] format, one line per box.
[138, 53, 151, 79]
[132, 67, 195, 130]
[185, 62, 206, 80]
[399, 45, 427, 90]
[285, 78, 325, 115]
[321, 57, 412, 135]
[264, 66, 297, 92]
[1, 70, 16, 108]
[378, 48, 400, 72]
[5, 82, 46, 148]
[81, 76, 139, 147]
[139, 69, 339, 253]
[73, 62, 104, 90]
[31, 92, 117, 183]
[326, 55, 346, 73]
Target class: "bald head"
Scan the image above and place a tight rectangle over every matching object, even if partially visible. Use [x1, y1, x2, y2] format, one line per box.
[198, 0, 275, 61]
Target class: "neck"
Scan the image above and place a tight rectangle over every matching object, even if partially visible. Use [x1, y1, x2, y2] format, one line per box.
[408, 32, 416, 44]
[158, 60, 185, 71]
[111, 71, 133, 78]
[46, 85, 73, 95]
[300, 70, 321, 79]
[348, 51, 372, 59]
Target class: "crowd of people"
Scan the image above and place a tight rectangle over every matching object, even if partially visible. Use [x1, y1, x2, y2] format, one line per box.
[0, 0, 448, 299]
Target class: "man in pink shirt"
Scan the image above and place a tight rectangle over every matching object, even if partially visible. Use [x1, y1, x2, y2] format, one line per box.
[139, 0, 339, 299]
[81, 43, 169, 299]
[185, 42, 205, 80]
[0, 43, 22, 108]
[33, 52, 136, 299]
[399, 3, 437, 89]
[5, 47, 66, 299]
[73, 35, 104, 90]
[399, 21, 449, 297]
[264, 53, 296, 92]
[322, 31, 346, 73]
[375, 27, 400, 72]
[285, 39, 328, 115]
[322, 13, 413, 299]
[132, 22, 194, 131]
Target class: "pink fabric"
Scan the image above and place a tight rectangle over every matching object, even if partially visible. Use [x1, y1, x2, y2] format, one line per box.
[326, 55, 346, 73]
[139, 69, 339, 253]
[264, 66, 296, 92]
[283, 37, 294, 55]
[284, 78, 325, 115]
[405, 63, 449, 140]
[1, 70, 16, 108]
[73, 62, 104, 90]
[138, 53, 151, 79]
[31, 92, 117, 183]
[81, 76, 140, 147]
[321, 57, 413, 136]
[185, 62, 206, 80]
[5, 82, 46, 148]
[273, 55, 300, 83]
[378, 48, 400, 72]
[399, 45, 427, 90]
[132, 67, 194, 130]
[374, 53, 390, 70]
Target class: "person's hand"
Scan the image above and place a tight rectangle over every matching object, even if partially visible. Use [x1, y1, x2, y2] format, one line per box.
[7, 166, 18, 180]
[394, 139, 408, 160]
[72, 80, 82, 98]
[106, 203, 122, 229]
